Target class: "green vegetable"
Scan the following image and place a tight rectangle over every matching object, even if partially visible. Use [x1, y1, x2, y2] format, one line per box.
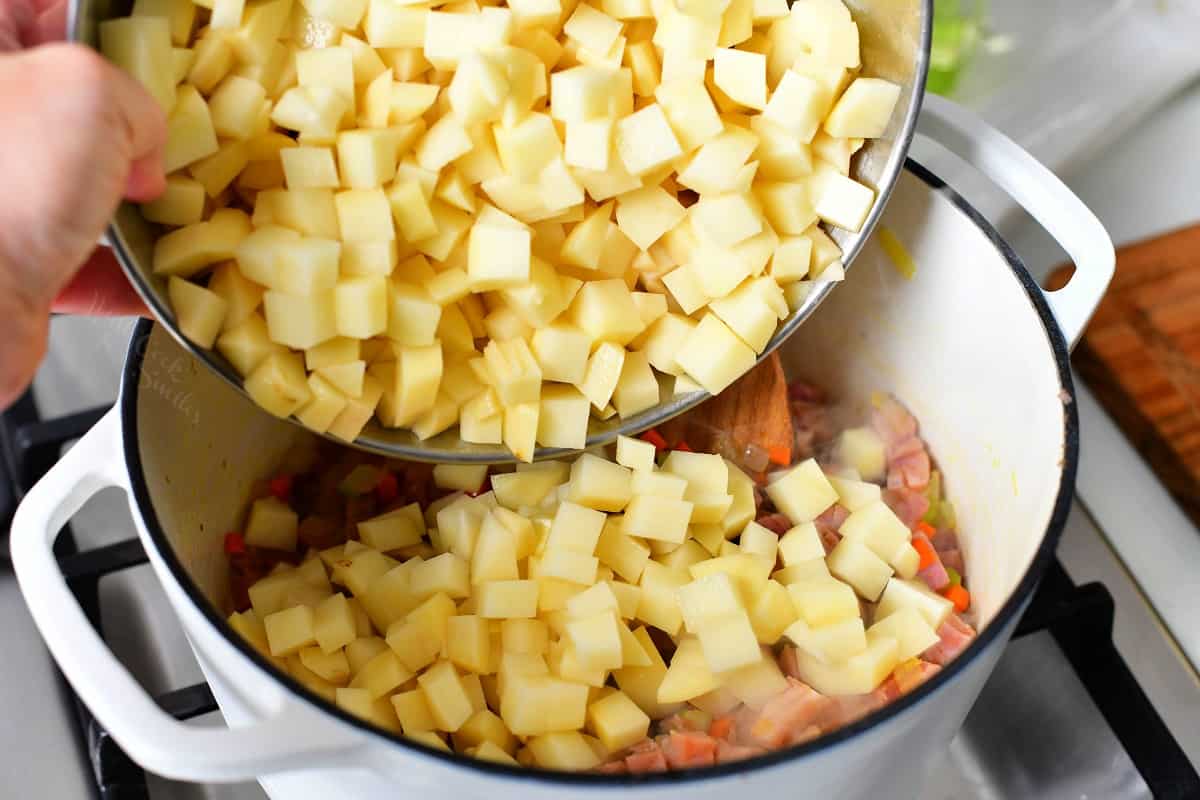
[928, 0, 984, 96]
[679, 709, 712, 732]
[938, 499, 957, 531]
[339, 464, 383, 496]
[921, 470, 942, 525]
[945, 566, 962, 588]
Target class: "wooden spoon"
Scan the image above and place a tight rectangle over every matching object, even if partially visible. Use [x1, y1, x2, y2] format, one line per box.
[660, 351, 794, 465]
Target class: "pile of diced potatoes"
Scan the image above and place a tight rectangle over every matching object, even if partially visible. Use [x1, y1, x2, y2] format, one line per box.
[229, 435, 956, 769]
[100, 0, 901, 459]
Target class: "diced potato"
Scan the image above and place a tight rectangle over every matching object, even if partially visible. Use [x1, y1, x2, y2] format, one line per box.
[657, 636, 718, 703]
[839, 501, 911, 566]
[345, 636, 390, 676]
[791, 634, 899, 696]
[298, 645, 351, 685]
[500, 674, 589, 736]
[578, 341, 626, 410]
[826, 536, 892, 601]
[586, 690, 649, 752]
[712, 47, 766, 110]
[766, 458, 838, 524]
[828, 475, 882, 511]
[654, 79, 723, 153]
[168, 277, 227, 348]
[623, 494, 691, 543]
[874, 578, 954, 630]
[867, 606, 939, 662]
[676, 313, 757, 395]
[536, 384, 591, 450]
[418, 659, 475, 732]
[472, 512, 520, 583]
[788, 578, 860, 627]
[777, 521, 825, 566]
[784, 615, 867, 664]
[358, 507, 423, 552]
[142, 175, 207, 226]
[264, 604, 316, 656]
[100, 16, 175, 110]
[392, 689, 438, 734]
[635, 561, 686, 635]
[447, 615, 494, 674]
[477, 580, 540, 618]
[616, 436, 655, 473]
[564, 610, 623, 670]
[594, 520, 651, 584]
[615, 103, 682, 176]
[824, 77, 900, 139]
[748, 579, 798, 644]
[676, 572, 744, 633]
[454, 709, 517, 754]
[244, 496, 298, 550]
[738, 520, 778, 563]
[313, 592, 358, 653]
[812, 170, 874, 232]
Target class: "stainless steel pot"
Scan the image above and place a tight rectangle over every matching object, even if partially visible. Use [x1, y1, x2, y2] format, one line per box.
[69, 0, 932, 462]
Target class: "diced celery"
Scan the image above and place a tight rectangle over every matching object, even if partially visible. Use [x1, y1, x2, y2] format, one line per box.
[339, 464, 382, 496]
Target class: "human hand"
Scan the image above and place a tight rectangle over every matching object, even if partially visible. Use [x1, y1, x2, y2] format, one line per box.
[0, 0, 167, 409]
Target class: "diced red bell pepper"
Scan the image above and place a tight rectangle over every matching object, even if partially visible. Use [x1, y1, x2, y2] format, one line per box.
[641, 429, 668, 451]
[223, 532, 245, 554]
[268, 475, 292, 502]
[375, 471, 399, 505]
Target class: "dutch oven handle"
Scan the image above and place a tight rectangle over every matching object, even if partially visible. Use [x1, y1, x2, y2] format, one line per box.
[916, 93, 1116, 351]
[9, 409, 369, 782]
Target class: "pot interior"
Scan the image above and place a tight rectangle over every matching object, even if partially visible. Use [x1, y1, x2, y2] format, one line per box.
[129, 163, 1071, 661]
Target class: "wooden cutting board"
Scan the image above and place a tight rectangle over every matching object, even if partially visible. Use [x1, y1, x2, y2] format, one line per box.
[1046, 223, 1200, 526]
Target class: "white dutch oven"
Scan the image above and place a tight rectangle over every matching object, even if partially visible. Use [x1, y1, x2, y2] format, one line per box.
[11, 97, 1113, 800]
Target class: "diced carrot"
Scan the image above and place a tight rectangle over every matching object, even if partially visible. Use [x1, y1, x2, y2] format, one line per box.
[767, 445, 791, 466]
[709, 716, 735, 740]
[674, 440, 694, 453]
[641, 429, 668, 451]
[914, 521, 936, 538]
[375, 471, 398, 504]
[912, 536, 937, 571]
[942, 584, 970, 613]
[223, 532, 245, 554]
[268, 475, 292, 502]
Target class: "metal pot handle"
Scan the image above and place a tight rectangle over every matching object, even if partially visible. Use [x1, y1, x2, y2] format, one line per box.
[916, 93, 1115, 350]
[9, 409, 368, 782]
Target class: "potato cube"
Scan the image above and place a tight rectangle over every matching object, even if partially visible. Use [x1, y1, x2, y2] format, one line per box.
[446, 615, 493, 674]
[738, 520, 778, 563]
[790, 634, 899, 696]
[657, 636, 718, 703]
[828, 475, 882, 512]
[167, 277, 227, 348]
[460, 390, 503, 445]
[784, 614, 867, 664]
[748, 579, 798, 644]
[493, 112, 561, 183]
[408, 552, 470, 600]
[824, 77, 900, 139]
[537, 385, 591, 450]
[762, 70, 831, 143]
[577, 341, 626, 410]
[564, 610, 623, 671]
[386, 282, 441, 346]
[635, 561, 686, 635]
[614, 102, 682, 176]
[271, 87, 348, 142]
[454, 709, 517, 754]
[477, 580, 540, 618]
[812, 170, 874, 232]
[262, 289, 336, 350]
[755, 180, 817, 235]
[676, 572, 743, 633]
[432, 464, 489, 493]
[614, 185, 686, 251]
[712, 48, 765, 110]
[141, 174, 206, 226]
[565, 455, 631, 513]
[344, 637, 389, 677]
[499, 673, 589, 736]
[153, 208, 251, 277]
[358, 507, 423, 552]
[269, 187, 341, 239]
[218, 313, 283, 377]
[391, 81, 440, 123]
[834, 427, 886, 481]
[766, 458, 838, 525]
[777, 521, 824, 566]
[676, 313, 756, 395]
[264, 604, 316, 656]
[244, 496, 297, 550]
[697, 611, 761, 672]
[335, 188, 395, 241]
[313, 593, 357, 654]
[594, 521, 650, 584]
[827, 537, 892, 602]
[874, 578, 954, 630]
[392, 689, 437, 734]
[570, 278, 643, 345]
[100, 17, 174, 111]
[612, 438, 652, 474]
[788, 578, 859, 627]
[501, 618, 549, 656]
[317, 361, 365, 398]
[867, 606, 939, 662]
[447, 52, 509, 126]
[653, 78, 722, 153]
[586, 690, 650, 752]
[209, 75, 267, 140]
[467, 222, 532, 291]
[337, 129, 400, 189]
[298, 645, 350, 685]
[635, 313, 694, 378]
[564, 117, 612, 171]
[769, 235, 813, 283]
[416, 660, 473, 732]
[472, 512, 520, 583]
[623, 492, 692, 543]
[538, 548, 599, 585]
[839, 501, 912, 566]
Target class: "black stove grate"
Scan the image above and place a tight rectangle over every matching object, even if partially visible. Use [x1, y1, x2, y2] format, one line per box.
[3, 388, 1198, 799]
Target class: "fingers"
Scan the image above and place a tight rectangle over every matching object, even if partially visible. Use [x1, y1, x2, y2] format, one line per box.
[0, 290, 48, 411]
[126, 151, 168, 201]
[30, 0, 65, 45]
[52, 247, 149, 317]
[87, 47, 168, 193]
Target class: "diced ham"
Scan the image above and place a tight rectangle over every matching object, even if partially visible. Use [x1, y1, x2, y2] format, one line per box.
[883, 488, 930, 529]
[816, 522, 841, 554]
[912, 530, 950, 591]
[787, 380, 825, 403]
[888, 448, 931, 491]
[755, 512, 792, 535]
[624, 740, 668, 773]
[716, 741, 767, 763]
[596, 760, 628, 774]
[931, 528, 959, 552]
[871, 396, 917, 444]
[778, 646, 801, 681]
[741, 678, 834, 749]
[922, 613, 976, 665]
[661, 731, 718, 769]
[892, 659, 941, 694]
[659, 713, 706, 733]
[816, 504, 849, 531]
[939, 548, 965, 575]
[886, 433, 925, 462]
